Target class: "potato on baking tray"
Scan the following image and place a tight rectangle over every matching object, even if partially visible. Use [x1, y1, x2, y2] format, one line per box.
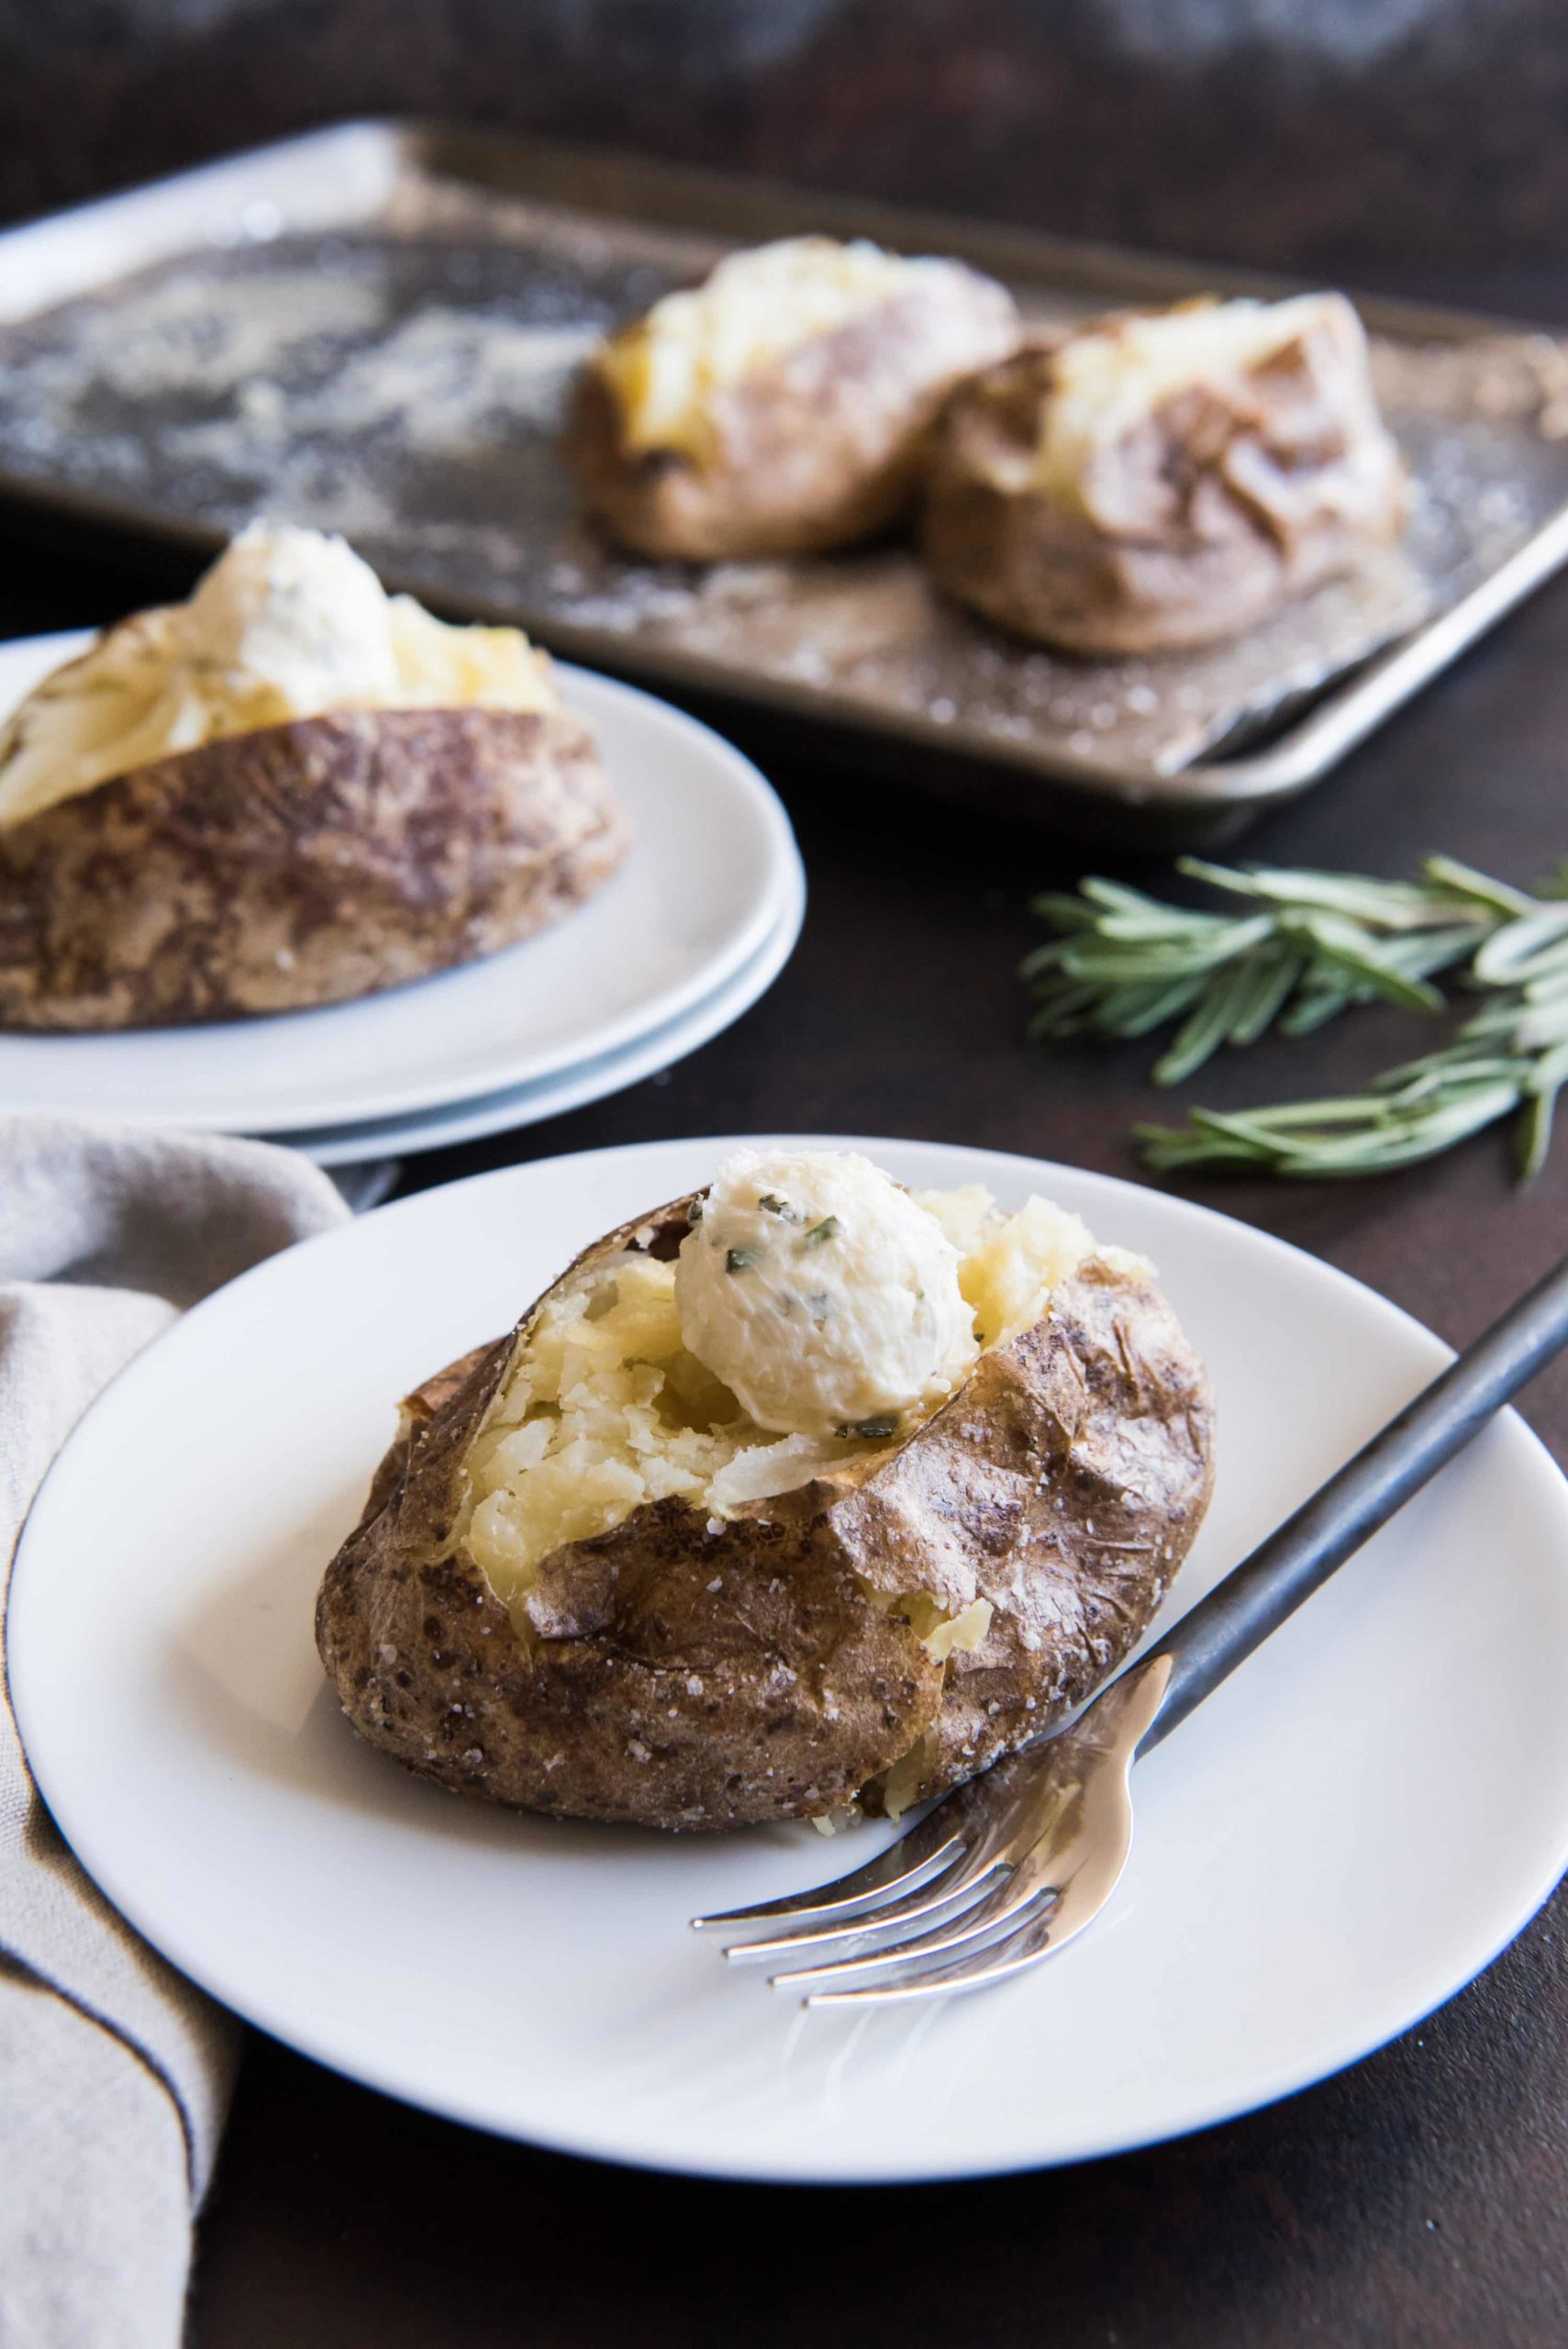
[922, 292, 1407, 655]
[564, 235, 1019, 562]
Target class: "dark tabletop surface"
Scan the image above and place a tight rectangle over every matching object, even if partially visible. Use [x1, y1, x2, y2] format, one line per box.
[8, 265, 1568, 2349]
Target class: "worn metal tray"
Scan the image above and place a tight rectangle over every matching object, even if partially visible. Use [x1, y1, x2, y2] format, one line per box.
[2, 119, 1567, 845]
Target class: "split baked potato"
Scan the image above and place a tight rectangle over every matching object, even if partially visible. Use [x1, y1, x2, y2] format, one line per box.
[922, 292, 1407, 655]
[0, 523, 628, 1030]
[564, 235, 1019, 562]
[317, 1148, 1215, 1832]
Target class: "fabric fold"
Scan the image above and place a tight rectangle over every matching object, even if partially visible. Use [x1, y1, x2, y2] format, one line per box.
[0, 1112, 353, 2349]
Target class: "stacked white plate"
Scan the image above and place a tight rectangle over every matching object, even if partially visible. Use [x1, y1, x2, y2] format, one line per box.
[0, 632, 806, 1166]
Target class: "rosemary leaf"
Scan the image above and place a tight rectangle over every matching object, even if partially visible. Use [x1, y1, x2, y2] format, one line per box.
[1475, 919, 1568, 987]
[1078, 878, 1180, 918]
[1278, 979, 1361, 1037]
[1519, 1089, 1557, 1182]
[1025, 849, 1568, 1181]
[1225, 950, 1307, 1047]
[1140, 1076, 1525, 1178]
[1023, 853, 1501, 1081]
[1095, 974, 1213, 1036]
[1285, 912, 1448, 1012]
[1153, 954, 1276, 1086]
[1178, 856, 1495, 929]
[1207, 1096, 1404, 1130]
[1422, 854, 1540, 917]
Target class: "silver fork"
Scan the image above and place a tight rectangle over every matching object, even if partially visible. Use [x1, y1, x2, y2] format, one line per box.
[693, 1247, 1568, 2009]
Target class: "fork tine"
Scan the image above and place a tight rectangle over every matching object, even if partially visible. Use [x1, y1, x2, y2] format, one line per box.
[720, 1842, 1007, 1963]
[804, 1898, 1063, 2009]
[690, 1809, 964, 1933]
[770, 1867, 1049, 1991]
[793, 1781, 1142, 2004]
[698, 1654, 1171, 2009]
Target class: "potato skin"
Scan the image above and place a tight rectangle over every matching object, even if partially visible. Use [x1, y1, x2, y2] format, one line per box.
[922, 303, 1407, 655]
[0, 705, 627, 1030]
[317, 1195, 1215, 1832]
[563, 262, 1019, 562]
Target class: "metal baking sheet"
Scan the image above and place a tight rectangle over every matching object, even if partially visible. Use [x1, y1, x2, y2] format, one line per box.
[2, 120, 1567, 844]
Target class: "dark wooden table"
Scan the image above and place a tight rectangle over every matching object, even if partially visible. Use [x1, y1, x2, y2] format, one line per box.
[9, 324, 1568, 2344]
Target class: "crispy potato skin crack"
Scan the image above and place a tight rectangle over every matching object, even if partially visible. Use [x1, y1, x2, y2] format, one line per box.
[923, 304, 1406, 655]
[0, 707, 626, 1030]
[317, 1197, 1215, 1831]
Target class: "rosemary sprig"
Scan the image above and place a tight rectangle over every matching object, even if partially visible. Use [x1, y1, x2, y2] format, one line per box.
[1024, 852, 1568, 1181]
[1136, 892, 1568, 1181]
[1024, 854, 1528, 1087]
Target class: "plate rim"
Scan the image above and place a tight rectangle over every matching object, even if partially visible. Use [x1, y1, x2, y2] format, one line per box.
[0, 634, 798, 1130]
[288, 846, 806, 1163]
[11, 1132, 1568, 2183]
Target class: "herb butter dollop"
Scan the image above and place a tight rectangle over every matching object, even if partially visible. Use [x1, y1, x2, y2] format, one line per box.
[673, 1148, 979, 1441]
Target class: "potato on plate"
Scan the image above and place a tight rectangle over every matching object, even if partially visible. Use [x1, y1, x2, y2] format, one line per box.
[922, 292, 1407, 655]
[564, 235, 1019, 562]
[317, 1147, 1215, 1831]
[0, 523, 628, 1030]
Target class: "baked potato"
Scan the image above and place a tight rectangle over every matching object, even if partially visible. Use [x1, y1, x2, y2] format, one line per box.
[563, 235, 1019, 562]
[0, 523, 628, 1030]
[317, 1149, 1215, 1832]
[922, 292, 1407, 655]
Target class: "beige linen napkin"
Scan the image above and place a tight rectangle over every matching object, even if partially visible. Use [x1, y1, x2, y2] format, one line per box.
[0, 1112, 354, 2349]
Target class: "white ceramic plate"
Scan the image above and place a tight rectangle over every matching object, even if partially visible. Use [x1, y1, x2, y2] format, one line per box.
[14, 1137, 1568, 2183]
[0, 632, 796, 1132]
[285, 843, 805, 1166]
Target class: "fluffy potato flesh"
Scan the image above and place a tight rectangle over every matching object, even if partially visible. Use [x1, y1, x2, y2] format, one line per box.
[463, 1180, 1106, 1614]
[0, 521, 557, 829]
[1031, 295, 1364, 508]
[596, 236, 917, 465]
[317, 1180, 1214, 1831]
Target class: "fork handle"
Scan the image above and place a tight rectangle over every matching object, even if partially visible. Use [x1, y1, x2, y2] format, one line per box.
[1138, 1246, 1568, 1754]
